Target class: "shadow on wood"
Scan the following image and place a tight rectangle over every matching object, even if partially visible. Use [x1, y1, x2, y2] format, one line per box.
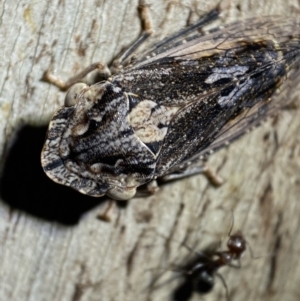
[0, 125, 105, 225]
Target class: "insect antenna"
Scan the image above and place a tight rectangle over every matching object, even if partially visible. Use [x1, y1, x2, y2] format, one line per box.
[152, 7, 220, 50]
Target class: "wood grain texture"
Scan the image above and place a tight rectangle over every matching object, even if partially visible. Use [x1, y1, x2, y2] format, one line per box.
[0, 1, 300, 301]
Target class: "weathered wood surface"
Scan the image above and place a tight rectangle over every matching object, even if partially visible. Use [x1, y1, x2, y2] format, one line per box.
[0, 1, 300, 301]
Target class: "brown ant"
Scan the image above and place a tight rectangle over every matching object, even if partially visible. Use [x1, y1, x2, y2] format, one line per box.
[172, 226, 248, 300]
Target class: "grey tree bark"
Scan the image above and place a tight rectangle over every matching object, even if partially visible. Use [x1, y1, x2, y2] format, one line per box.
[1, 1, 300, 301]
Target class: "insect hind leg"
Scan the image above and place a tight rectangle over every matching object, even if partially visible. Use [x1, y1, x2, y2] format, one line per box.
[159, 163, 224, 187]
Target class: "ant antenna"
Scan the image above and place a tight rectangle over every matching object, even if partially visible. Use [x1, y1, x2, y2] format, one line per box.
[228, 209, 235, 237]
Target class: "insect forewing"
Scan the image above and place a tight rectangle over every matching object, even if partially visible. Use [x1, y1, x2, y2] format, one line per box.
[115, 17, 300, 175]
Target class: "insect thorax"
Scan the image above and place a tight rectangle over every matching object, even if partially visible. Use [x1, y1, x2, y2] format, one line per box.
[41, 81, 162, 199]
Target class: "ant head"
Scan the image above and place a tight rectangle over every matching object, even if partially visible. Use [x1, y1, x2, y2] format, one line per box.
[227, 231, 246, 259]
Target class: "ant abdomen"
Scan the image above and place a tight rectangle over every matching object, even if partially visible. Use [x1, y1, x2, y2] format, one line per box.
[192, 267, 215, 294]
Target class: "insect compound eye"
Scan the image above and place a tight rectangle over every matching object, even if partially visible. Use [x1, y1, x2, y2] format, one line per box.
[193, 269, 215, 294]
[64, 83, 89, 107]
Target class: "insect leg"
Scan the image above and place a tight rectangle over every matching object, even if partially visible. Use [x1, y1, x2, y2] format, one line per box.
[43, 1, 154, 90]
[97, 200, 116, 222]
[133, 180, 159, 198]
[141, 6, 220, 57]
[111, 0, 154, 70]
[227, 261, 242, 269]
[136, 164, 223, 197]
[42, 63, 111, 91]
[202, 165, 224, 187]
[215, 272, 230, 301]
[160, 163, 224, 187]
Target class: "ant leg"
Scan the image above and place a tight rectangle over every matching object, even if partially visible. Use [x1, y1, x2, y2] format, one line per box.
[246, 239, 261, 260]
[228, 260, 242, 269]
[215, 272, 230, 301]
[146, 265, 187, 297]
